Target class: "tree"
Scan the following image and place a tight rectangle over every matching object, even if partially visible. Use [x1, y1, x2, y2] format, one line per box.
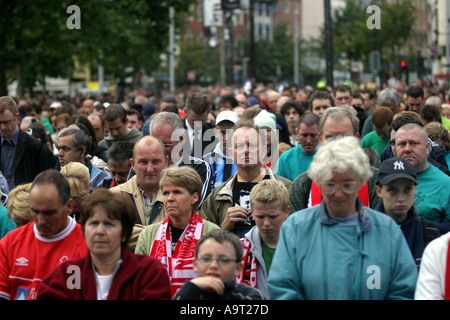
[0, 0, 194, 97]
[313, 0, 416, 77]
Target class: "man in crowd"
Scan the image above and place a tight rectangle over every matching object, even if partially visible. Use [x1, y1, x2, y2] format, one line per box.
[149, 111, 212, 207]
[201, 120, 291, 238]
[0, 96, 50, 190]
[275, 113, 320, 181]
[110, 136, 168, 249]
[203, 110, 239, 190]
[309, 90, 333, 118]
[183, 92, 217, 158]
[0, 170, 87, 300]
[98, 103, 141, 150]
[288, 107, 380, 213]
[393, 123, 450, 234]
[56, 128, 109, 190]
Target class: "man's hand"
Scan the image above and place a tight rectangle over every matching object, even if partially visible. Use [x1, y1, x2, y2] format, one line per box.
[221, 206, 249, 231]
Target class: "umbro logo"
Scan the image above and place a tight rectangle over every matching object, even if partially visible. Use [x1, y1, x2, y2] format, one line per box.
[15, 257, 29, 266]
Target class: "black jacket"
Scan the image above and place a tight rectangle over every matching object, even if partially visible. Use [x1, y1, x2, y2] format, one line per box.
[0, 129, 51, 188]
[173, 280, 265, 300]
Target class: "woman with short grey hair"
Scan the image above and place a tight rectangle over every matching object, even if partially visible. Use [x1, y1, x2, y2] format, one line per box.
[268, 136, 418, 300]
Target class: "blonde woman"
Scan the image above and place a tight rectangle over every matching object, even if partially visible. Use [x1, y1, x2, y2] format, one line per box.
[60, 162, 91, 221]
[7, 183, 32, 228]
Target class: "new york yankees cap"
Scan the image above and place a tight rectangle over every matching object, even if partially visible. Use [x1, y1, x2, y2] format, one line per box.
[377, 157, 417, 185]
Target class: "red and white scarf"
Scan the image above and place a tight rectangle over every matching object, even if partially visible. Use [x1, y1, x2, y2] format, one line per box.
[150, 212, 204, 297]
[236, 236, 258, 288]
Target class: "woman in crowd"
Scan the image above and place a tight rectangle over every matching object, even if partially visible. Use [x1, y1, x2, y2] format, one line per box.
[37, 188, 171, 300]
[268, 136, 418, 300]
[135, 166, 219, 297]
[60, 162, 91, 222]
[6, 183, 32, 227]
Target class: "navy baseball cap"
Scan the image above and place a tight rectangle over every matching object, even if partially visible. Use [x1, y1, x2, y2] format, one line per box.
[377, 157, 417, 185]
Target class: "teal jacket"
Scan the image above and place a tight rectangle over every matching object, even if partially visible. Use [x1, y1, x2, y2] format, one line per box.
[268, 200, 418, 300]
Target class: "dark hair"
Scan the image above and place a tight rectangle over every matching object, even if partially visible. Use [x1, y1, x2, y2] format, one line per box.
[58, 128, 92, 155]
[406, 85, 425, 99]
[79, 188, 136, 246]
[219, 95, 238, 108]
[308, 90, 334, 108]
[31, 169, 71, 205]
[126, 108, 143, 121]
[298, 112, 320, 128]
[68, 115, 97, 143]
[102, 103, 127, 123]
[195, 229, 243, 261]
[280, 99, 305, 117]
[420, 104, 441, 123]
[107, 141, 134, 163]
[391, 113, 424, 131]
[185, 92, 212, 115]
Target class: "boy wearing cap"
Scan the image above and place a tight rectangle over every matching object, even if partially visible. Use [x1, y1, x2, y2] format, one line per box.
[203, 111, 239, 189]
[375, 157, 440, 268]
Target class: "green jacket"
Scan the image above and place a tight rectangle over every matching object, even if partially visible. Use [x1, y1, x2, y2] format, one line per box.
[288, 166, 380, 214]
[200, 166, 292, 227]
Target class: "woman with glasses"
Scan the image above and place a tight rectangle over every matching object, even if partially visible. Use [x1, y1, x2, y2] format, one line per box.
[135, 166, 219, 297]
[174, 229, 264, 300]
[268, 136, 418, 300]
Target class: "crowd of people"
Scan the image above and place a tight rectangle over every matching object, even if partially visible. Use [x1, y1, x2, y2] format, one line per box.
[0, 78, 450, 301]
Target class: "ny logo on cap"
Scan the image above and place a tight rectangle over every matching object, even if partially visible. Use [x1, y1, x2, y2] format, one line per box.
[393, 160, 405, 170]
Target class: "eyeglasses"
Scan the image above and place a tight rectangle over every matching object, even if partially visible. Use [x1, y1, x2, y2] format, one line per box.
[321, 181, 359, 194]
[196, 257, 239, 266]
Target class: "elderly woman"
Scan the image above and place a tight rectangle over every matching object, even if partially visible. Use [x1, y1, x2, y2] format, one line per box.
[60, 162, 91, 221]
[268, 136, 418, 300]
[135, 166, 219, 297]
[36, 188, 171, 300]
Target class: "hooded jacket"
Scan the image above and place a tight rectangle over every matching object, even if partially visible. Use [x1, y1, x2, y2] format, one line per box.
[98, 127, 141, 149]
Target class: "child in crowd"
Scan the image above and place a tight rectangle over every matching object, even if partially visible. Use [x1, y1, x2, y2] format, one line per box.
[236, 179, 290, 299]
[375, 157, 440, 268]
[173, 229, 264, 300]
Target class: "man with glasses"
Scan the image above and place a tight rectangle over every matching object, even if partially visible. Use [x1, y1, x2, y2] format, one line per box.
[102, 140, 134, 188]
[98, 103, 141, 150]
[149, 111, 212, 208]
[275, 113, 320, 181]
[288, 107, 380, 213]
[0, 96, 50, 190]
[393, 123, 450, 234]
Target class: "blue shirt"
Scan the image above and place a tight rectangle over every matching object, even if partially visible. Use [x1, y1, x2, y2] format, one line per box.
[415, 163, 450, 223]
[268, 200, 418, 300]
[1, 129, 19, 189]
[274, 144, 316, 181]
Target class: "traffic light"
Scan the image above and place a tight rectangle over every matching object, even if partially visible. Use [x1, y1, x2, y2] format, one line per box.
[401, 60, 406, 68]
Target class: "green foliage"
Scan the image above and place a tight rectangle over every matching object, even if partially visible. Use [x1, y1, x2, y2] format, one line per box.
[0, 0, 194, 96]
[316, 0, 416, 71]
